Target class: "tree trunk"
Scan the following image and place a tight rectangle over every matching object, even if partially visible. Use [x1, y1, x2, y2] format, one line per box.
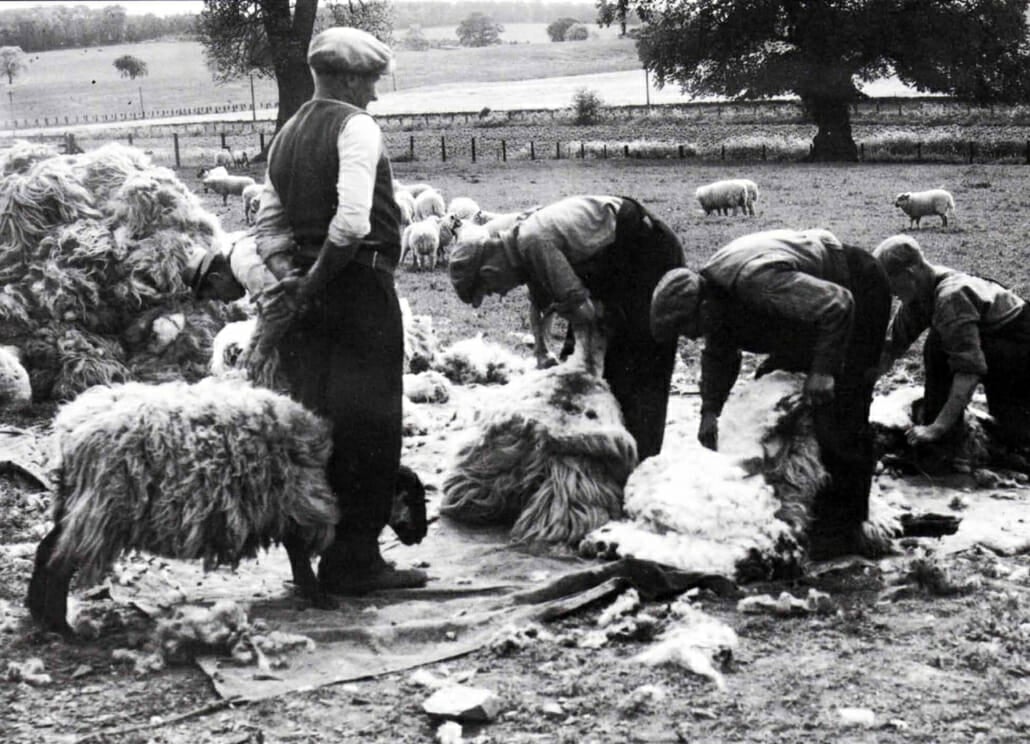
[273, 58, 312, 134]
[803, 96, 858, 162]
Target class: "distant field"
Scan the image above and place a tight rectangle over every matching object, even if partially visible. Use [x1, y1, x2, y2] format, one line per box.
[3, 32, 639, 126]
[418, 22, 626, 44]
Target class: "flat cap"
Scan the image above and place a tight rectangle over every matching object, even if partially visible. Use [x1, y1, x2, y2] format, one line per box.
[308, 27, 394, 75]
[650, 267, 704, 343]
[448, 240, 486, 306]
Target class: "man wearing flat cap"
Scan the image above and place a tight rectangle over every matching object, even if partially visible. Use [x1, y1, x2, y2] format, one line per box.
[449, 194, 686, 461]
[254, 27, 426, 595]
[650, 229, 891, 559]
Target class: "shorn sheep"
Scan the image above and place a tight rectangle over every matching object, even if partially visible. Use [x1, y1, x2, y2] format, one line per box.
[414, 188, 446, 221]
[27, 378, 428, 635]
[203, 170, 257, 206]
[402, 217, 443, 271]
[242, 182, 262, 225]
[695, 179, 754, 217]
[894, 189, 955, 227]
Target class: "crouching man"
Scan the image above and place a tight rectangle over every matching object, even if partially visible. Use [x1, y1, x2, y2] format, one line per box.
[873, 235, 1030, 466]
[650, 229, 892, 559]
[447, 195, 685, 461]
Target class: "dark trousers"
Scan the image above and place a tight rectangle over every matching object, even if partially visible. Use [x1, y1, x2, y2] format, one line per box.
[760, 248, 891, 527]
[276, 264, 403, 553]
[924, 305, 1030, 448]
[577, 198, 686, 460]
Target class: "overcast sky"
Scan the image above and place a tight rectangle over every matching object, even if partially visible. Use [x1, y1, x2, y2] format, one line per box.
[1, 0, 596, 16]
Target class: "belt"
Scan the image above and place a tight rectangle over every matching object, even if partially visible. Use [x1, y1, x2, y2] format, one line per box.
[351, 244, 397, 276]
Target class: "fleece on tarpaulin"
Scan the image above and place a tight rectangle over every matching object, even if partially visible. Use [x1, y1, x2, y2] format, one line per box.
[441, 365, 637, 547]
[581, 372, 903, 579]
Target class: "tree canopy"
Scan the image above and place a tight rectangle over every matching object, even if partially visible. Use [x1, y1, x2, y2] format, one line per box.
[456, 13, 503, 47]
[113, 54, 148, 80]
[546, 17, 580, 42]
[0, 45, 25, 85]
[198, 0, 393, 140]
[600, 0, 1030, 161]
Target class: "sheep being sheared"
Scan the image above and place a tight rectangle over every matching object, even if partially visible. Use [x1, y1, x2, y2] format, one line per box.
[580, 372, 903, 580]
[441, 365, 637, 547]
[27, 378, 428, 636]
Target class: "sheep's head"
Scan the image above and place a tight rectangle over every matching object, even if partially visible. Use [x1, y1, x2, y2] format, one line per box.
[390, 464, 428, 545]
[894, 193, 911, 207]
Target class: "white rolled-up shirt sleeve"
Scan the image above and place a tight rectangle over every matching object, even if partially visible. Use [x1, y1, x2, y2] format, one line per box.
[327, 113, 381, 245]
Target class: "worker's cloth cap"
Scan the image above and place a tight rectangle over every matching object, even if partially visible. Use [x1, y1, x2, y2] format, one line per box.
[650, 267, 703, 342]
[308, 27, 394, 75]
[448, 240, 486, 305]
[185, 248, 216, 294]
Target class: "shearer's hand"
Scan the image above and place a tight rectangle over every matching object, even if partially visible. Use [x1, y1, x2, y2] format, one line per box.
[906, 423, 946, 446]
[804, 372, 835, 406]
[698, 412, 719, 451]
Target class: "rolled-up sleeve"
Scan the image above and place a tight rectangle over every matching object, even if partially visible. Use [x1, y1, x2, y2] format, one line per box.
[735, 264, 854, 375]
[327, 113, 380, 245]
[519, 236, 590, 315]
[254, 175, 293, 263]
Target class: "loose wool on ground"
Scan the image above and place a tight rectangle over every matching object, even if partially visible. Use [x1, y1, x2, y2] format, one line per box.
[441, 365, 637, 547]
[0, 140, 238, 400]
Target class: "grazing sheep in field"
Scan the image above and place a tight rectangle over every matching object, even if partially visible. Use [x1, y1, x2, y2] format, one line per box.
[414, 188, 446, 221]
[696, 179, 751, 217]
[230, 149, 249, 168]
[214, 150, 233, 169]
[402, 216, 443, 271]
[894, 189, 955, 228]
[394, 188, 416, 227]
[735, 178, 760, 216]
[447, 196, 480, 221]
[242, 182, 262, 225]
[203, 171, 257, 206]
[196, 165, 227, 193]
[26, 378, 429, 636]
[400, 181, 434, 198]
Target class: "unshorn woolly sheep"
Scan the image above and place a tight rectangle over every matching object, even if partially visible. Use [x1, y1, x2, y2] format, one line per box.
[203, 171, 257, 206]
[894, 189, 955, 227]
[394, 189, 416, 227]
[695, 179, 752, 217]
[447, 197, 480, 221]
[242, 182, 262, 225]
[214, 150, 232, 169]
[402, 217, 443, 271]
[27, 378, 429, 635]
[0, 345, 31, 411]
[230, 149, 249, 168]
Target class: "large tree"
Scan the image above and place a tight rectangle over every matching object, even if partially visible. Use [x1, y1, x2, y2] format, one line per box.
[198, 0, 392, 142]
[456, 13, 503, 47]
[0, 45, 25, 85]
[599, 0, 1030, 161]
[113, 54, 147, 80]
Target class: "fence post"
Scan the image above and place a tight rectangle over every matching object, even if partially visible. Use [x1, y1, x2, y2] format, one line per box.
[501, 140, 507, 162]
[530, 141, 535, 161]
[761, 144, 766, 161]
[678, 144, 685, 159]
[968, 142, 975, 164]
[1025, 139, 1029, 165]
[471, 137, 476, 163]
[555, 141, 560, 160]
[860, 143, 865, 161]
[580, 142, 585, 159]
[441, 136, 447, 162]
[623, 144, 629, 158]
[173, 132, 180, 167]
[259, 132, 265, 153]
[220, 132, 227, 149]
[603, 144, 607, 159]
[917, 142, 922, 162]
[127, 133, 133, 146]
[409, 135, 414, 161]
[721, 144, 726, 161]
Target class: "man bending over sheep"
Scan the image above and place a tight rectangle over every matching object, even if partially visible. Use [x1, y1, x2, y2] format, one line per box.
[650, 229, 892, 560]
[873, 235, 1030, 466]
[448, 195, 686, 461]
[251, 27, 426, 594]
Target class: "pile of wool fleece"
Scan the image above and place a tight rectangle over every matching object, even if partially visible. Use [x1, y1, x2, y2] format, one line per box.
[433, 334, 531, 385]
[582, 372, 898, 580]
[441, 365, 637, 546]
[49, 377, 338, 587]
[401, 298, 440, 374]
[0, 140, 237, 400]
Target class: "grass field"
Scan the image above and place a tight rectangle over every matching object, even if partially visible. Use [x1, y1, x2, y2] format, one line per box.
[3, 33, 639, 125]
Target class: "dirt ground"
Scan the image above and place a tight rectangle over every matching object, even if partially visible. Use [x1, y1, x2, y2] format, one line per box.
[2, 161, 1029, 743]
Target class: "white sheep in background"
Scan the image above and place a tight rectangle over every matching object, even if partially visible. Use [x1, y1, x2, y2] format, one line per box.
[214, 150, 233, 169]
[230, 149, 249, 168]
[242, 182, 262, 225]
[400, 181, 434, 198]
[402, 216, 443, 271]
[476, 209, 538, 235]
[734, 178, 760, 215]
[414, 188, 446, 221]
[447, 196, 480, 221]
[203, 171, 257, 206]
[894, 189, 955, 227]
[196, 165, 227, 193]
[695, 179, 750, 217]
[394, 189, 416, 227]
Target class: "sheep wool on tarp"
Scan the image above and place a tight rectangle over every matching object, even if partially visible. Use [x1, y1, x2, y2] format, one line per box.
[49, 378, 338, 587]
[433, 334, 530, 386]
[441, 365, 637, 547]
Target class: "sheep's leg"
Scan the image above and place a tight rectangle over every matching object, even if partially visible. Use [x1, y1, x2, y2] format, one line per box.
[38, 534, 76, 637]
[222, 193, 229, 206]
[283, 533, 337, 610]
[941, 214, 948, 227]
[26, 524, 61, 620]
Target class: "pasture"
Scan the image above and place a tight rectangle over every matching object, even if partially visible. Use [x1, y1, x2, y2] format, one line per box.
[0, 155, 1028, 743]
